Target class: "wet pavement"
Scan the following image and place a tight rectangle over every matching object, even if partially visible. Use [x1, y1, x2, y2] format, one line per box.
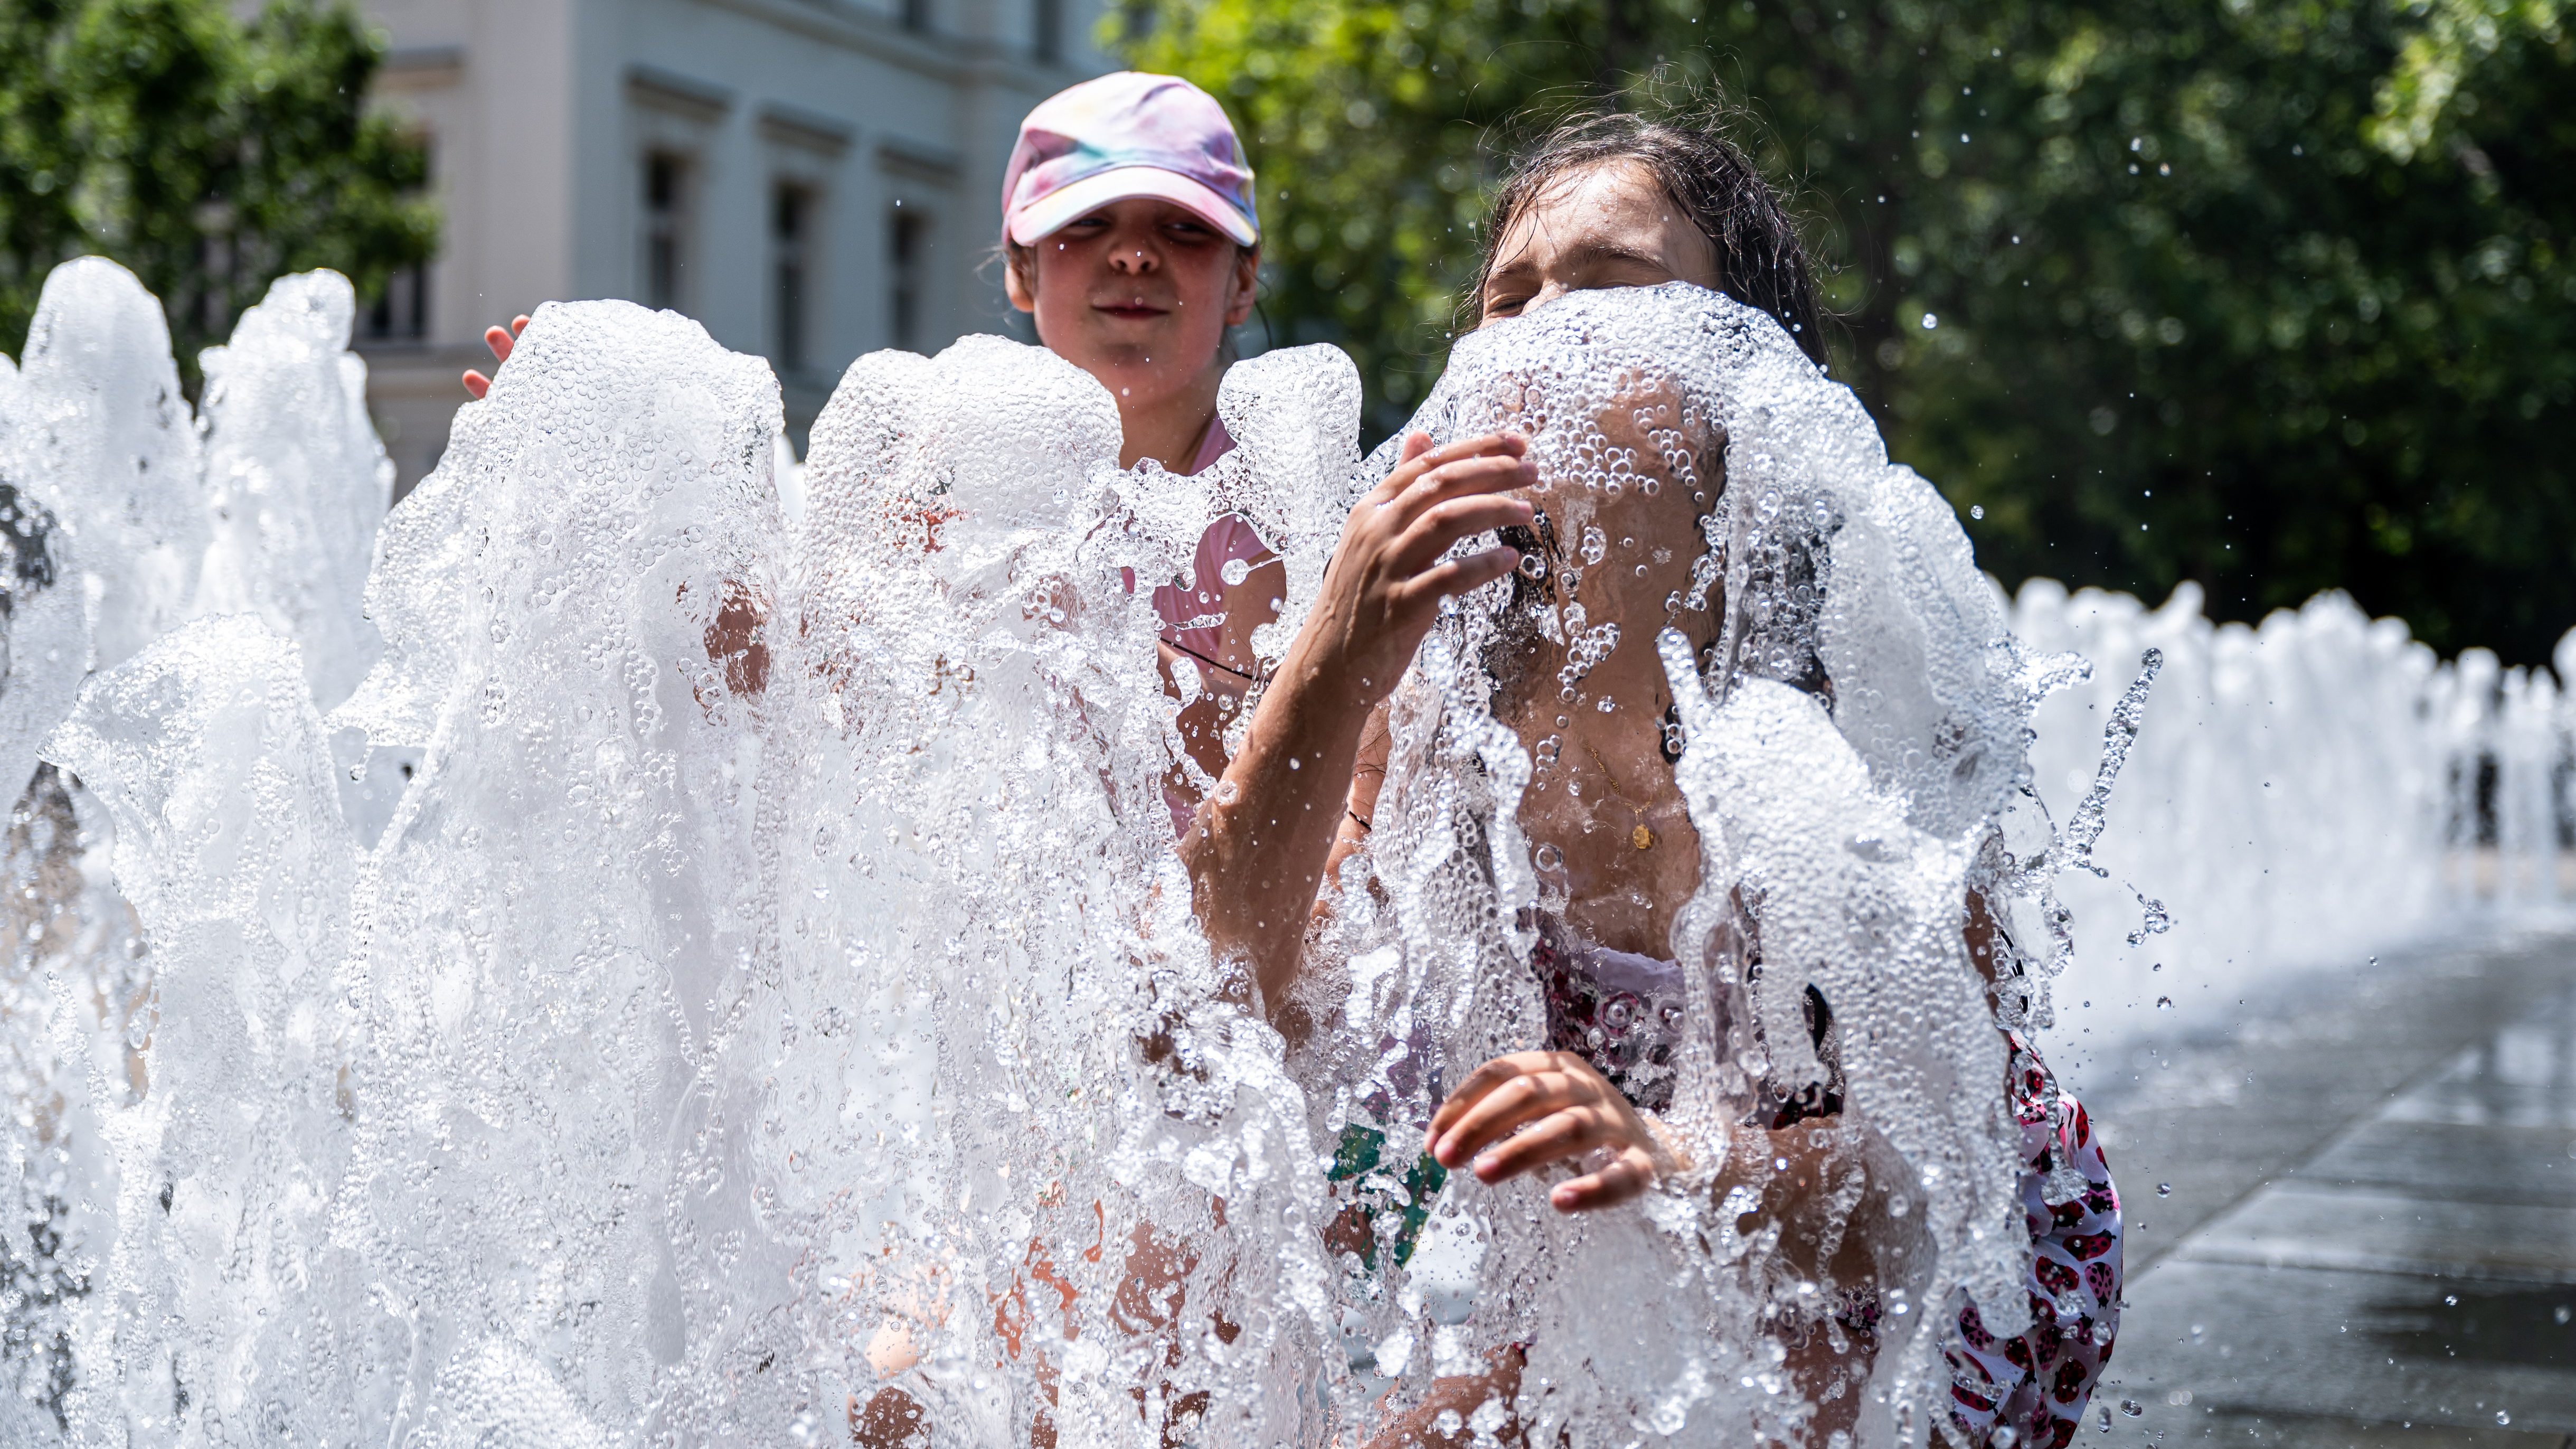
[2070, 920, 2576, 1447]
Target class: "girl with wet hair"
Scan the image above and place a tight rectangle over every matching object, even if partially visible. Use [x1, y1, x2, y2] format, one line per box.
[1187, 105, 2120, 1448]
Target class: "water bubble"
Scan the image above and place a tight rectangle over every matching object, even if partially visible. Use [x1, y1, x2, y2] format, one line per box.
[2156, 1182, 2171, 1197]
[1534, 843, 1563, 871]
[1921, 313, 1939, 330]
[1596, 697, 1615, 713]
[2120, 1400, 2144, 1418]
[1581, 527, 1607, 566]
[2557, 1305, 2570, 1324]
[1220, 557, 1251, 587]
[2498, 1412, 2512, 1426]
[1969, 504, 1984, 520]
[2156, 995, 2173, 1009]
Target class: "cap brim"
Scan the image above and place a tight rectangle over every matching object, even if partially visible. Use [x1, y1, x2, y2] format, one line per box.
[1009, 166, 1258, 247]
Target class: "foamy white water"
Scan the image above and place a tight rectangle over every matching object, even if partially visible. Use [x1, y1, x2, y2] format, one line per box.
[2013, 580, 2573, 1075]
[0, 259, 2561, 1445]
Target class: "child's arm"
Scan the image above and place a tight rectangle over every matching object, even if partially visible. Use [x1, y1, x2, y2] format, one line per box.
[1178, 432, 1532, 1019]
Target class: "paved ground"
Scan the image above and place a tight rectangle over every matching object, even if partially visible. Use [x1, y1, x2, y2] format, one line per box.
[2069, 920, 2576, 1447]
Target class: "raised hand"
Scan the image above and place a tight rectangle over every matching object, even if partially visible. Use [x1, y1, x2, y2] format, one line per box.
[1426, 1050, 1674, 1212]
[460, 314, 532, 399]
[1295, 431, 1534, 707]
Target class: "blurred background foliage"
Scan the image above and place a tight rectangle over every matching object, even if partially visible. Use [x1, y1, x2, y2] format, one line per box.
[1127, 0, 2575, 664]
[0, 0, 436, 391]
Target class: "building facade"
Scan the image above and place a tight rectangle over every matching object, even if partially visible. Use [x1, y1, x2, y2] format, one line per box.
[355, 0, 1114, 495]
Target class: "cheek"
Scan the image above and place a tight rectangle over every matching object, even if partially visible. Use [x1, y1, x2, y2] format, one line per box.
[1174, 257, 1245, 328]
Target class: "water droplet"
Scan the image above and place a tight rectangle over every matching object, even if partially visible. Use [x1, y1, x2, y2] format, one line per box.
[2498, 1412, 2512, 1427]
[1969, 504, 1984, 520]
[2156, 1182, 2171, 1197]
[2556, 1305, 2570, 1324]
[2446, 1294, 2458, 1306]
[1921, 313, 1939, 330]
[2120, 1400, 2144, 1418]
[2156, 995, 2173, 1010]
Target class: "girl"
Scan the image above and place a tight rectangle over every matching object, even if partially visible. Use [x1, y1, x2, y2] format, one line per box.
[466, 71, 1282, 832]
[1187, 109, 2121, 1448]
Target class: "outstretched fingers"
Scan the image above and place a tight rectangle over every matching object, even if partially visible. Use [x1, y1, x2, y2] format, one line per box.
[463, 317, 533, 401]
[486, 315, 531, 365]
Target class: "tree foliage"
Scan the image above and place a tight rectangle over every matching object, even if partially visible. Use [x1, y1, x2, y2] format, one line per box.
[0, 0, 436, 385]
[1127, 0, 2576, 662]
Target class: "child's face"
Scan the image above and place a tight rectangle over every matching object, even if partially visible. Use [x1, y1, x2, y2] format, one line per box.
[1477, 160, 1720, 325]
[1007, 197, 1259, 415]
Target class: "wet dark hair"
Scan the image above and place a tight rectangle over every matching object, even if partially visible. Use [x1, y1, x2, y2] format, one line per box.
[1469, 107, 1827, 365]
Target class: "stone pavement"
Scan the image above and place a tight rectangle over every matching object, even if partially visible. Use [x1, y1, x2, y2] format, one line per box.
[2068, 921, 2576, 1448]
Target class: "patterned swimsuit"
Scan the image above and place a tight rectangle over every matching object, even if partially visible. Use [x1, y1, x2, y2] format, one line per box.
[1532, 916, 2122, 1449]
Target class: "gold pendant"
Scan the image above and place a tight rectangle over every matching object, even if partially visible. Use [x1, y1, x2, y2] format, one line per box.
[1632, 823, 1653, 850]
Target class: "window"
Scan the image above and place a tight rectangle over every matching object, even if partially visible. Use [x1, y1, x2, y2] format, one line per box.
[889, 206, 926, 351]
[1033, 0, 1063, 62]
[772, 182, 817, 373]
[364, 264, 429, 342]
[641, 150, 692, 312]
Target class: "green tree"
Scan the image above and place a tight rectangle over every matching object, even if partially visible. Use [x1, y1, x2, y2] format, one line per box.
[0, 0, 436, 385]
[1128, 0, 2576, 663]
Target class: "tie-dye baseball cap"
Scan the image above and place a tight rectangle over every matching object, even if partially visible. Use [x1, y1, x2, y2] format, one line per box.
[1002, 72, 1259, 247]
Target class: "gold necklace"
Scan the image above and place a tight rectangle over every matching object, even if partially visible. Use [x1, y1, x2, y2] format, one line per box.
[1583, 742, 1657, 851]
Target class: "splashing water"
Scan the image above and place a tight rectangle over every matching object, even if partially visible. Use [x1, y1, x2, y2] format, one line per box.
[2013, 581, 2574, 1060]
[0, 260, 2550, 1444]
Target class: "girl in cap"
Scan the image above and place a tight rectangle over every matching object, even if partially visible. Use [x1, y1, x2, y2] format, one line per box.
[830, 75, 1530, 1446]
[994, 72, 1526, 836]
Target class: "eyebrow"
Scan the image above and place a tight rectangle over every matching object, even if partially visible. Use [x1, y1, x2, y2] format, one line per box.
[1487, 240, 1679, 290]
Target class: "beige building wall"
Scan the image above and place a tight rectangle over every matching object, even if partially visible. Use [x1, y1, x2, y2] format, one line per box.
[354, 0, 1113, 496]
